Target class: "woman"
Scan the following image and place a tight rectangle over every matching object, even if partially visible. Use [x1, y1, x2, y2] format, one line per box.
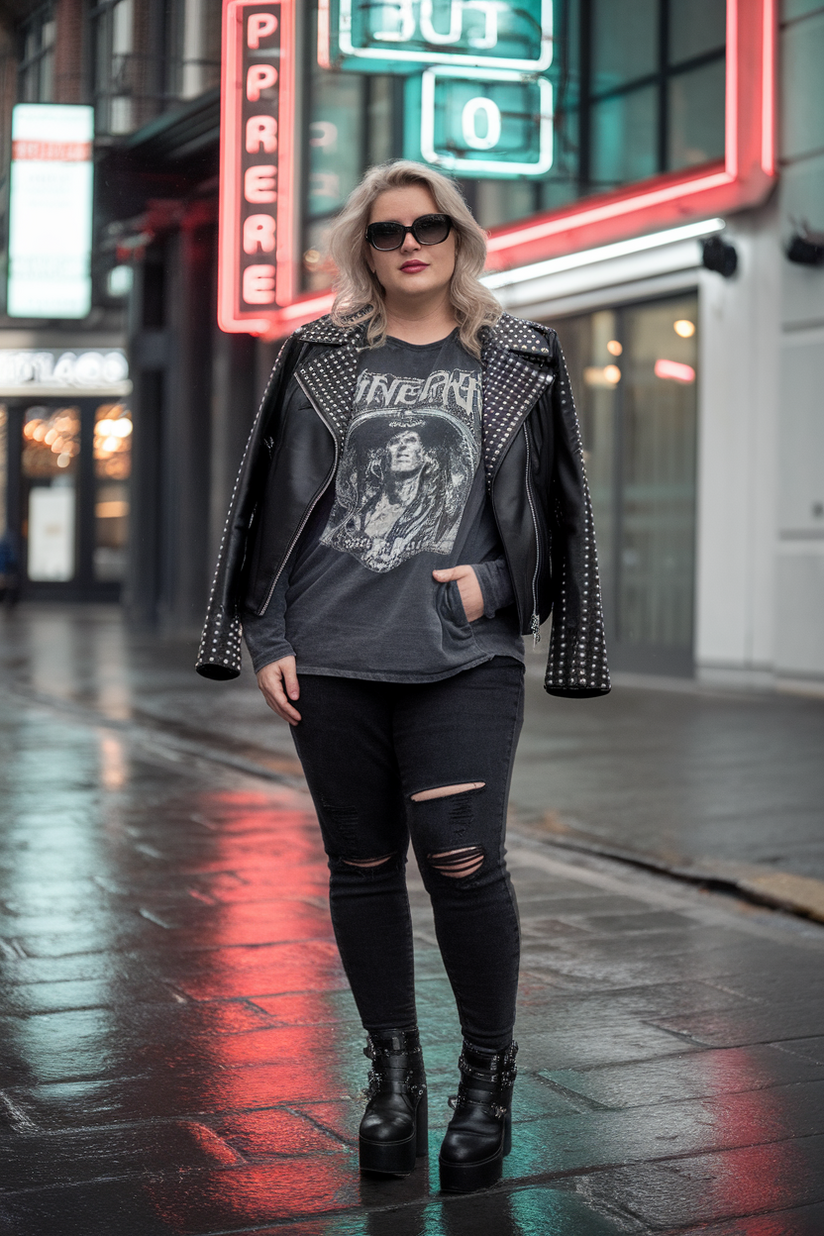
[197, 161, 609, 1192]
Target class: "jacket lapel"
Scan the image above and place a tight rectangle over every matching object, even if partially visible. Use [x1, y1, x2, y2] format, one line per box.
[294, 319, 365, 446]
[481, 319, 554, 486]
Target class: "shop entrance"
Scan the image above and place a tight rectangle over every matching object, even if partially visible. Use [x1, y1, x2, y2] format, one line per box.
[555, 294, 698, 676]
[3, 397, 132, 600]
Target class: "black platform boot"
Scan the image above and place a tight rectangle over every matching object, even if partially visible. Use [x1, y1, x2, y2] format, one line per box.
[438, 1040, 518, 1193]
[359, 1029, 428, 1176]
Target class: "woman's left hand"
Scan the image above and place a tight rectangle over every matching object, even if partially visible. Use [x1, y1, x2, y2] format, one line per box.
[432, 565, 484, 623]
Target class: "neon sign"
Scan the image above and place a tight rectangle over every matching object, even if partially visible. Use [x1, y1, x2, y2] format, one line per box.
[416, 66, 552, 176]
[7, 104, 94, 320]
[318, 0, 552, 72]
[218, 0, 776, 337]
[218, 0, 295, 333]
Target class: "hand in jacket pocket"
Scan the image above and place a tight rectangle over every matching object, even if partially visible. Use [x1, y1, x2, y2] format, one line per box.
[432, 565, 484, 623]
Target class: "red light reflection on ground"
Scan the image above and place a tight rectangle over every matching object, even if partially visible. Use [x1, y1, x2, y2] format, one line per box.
[147, 788, 356, 1232]
[694, 1049, 793, 1222]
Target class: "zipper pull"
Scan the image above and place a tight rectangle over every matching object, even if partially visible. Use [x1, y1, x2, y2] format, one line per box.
[531, 612, 541, 648]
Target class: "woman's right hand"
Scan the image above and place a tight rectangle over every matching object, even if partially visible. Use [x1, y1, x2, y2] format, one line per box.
[256, 656, 301, 725]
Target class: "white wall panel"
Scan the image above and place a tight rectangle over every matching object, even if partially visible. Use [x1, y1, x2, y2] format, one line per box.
[694, 208, 781, 674]
[775, 548, 824, 676]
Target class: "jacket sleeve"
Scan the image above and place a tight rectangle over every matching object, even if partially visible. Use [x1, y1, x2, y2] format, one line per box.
[473, 557, 516, 617]
[195, 334, 303, 680]
[544, 334, 611, 698]
[242, 564, 295, 673]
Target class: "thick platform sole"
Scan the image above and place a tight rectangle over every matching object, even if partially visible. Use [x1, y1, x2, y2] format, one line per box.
[359, 1096, 428, 1176]
[438, 1113, 512, 1194]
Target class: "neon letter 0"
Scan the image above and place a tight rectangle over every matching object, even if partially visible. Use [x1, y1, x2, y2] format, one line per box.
[461, 97, 501, 150]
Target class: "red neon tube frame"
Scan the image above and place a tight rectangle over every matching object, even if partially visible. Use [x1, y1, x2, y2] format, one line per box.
[218, 0, 296, 333]
[218, 0, 777, 337]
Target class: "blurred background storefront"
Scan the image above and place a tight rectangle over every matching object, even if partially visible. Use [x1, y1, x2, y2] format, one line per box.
[0, 0, 821, 688]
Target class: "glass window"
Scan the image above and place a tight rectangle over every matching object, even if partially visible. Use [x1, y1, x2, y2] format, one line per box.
[592, 0, 658, 93]
[669, 0, 727, 65]
[92, 0, 136, 134]
[478, 179, 538, 230]
[18, 3, 55, 103]
[91, 0, 220, 134]
[93, 402, 132, 581]
[668, 58, 726, 169]
[552, 295, 698, 674]
[302, 7, 382, 291]
[591, 86, 658, 189]
[619, 298, 697, 654]
[366, 77, 395, 167]
[171, 0, 222, 101]
[307, 75, 366, 223]
[464, 0, 726, 231]
[302, 74, 366, 290]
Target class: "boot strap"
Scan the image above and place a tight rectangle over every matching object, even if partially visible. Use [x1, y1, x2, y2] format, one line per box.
[458, 1040, 518, 1076]
[448, 1092, 507, 1120]
[457, 1055, 518, 1086]
[365, 1068, 427, 1101]
[364, 1035, 423, 1062]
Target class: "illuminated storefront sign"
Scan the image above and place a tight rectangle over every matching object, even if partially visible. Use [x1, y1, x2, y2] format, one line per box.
[0, 348, 130, 395]
[218, 0, 295, 333]
[318, 0, 552, 72]
[7, 104, 94, 320]
[319, 0, 553, 178]
[416, 66, 552, 176]
[219, 0, 776, 337]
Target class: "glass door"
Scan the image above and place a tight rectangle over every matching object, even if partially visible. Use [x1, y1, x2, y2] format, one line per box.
[21, 404, 82, 584]
[556, 294, 698, 676]
[13, 397, 132, 599]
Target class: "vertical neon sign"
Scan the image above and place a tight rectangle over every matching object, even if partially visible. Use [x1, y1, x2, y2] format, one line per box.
[218, 0, 295, 333]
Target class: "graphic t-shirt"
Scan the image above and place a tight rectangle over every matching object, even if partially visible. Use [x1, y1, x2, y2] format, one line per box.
[243, 330, 523, 682]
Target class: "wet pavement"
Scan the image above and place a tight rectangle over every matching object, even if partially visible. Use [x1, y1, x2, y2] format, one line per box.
[2, 604, 824, 1234]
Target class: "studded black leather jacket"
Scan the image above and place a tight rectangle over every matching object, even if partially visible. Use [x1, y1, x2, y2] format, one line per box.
[196, 312, 610, 697]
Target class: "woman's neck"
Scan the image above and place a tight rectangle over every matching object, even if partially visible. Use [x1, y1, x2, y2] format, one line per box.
[383, 294, 458, 345]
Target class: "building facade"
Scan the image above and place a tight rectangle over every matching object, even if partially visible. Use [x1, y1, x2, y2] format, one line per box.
[0, 0, 822, 688]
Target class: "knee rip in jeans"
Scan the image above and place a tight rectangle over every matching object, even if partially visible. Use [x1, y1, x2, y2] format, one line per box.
[426, 845, 485, 879]
[342, 853, 396, 870]
[410, 776, 486, 865]
[410, 782, 485, 803]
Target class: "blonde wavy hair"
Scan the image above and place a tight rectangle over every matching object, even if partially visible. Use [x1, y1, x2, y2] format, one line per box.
[327, 160, 502, 357]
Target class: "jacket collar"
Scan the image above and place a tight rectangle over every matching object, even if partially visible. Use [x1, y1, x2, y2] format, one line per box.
[488, 312, 554, 359]
[296, 310, 553, 357]
[296, 312, 367, 346]
[294, 312, 553, 485]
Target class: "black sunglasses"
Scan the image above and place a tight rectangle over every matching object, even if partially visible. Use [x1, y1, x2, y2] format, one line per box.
[365, 214, 453, 252]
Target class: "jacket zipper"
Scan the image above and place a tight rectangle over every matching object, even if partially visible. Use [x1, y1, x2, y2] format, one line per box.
[523, 422, 542, 647]
[258, 373, 339, 615]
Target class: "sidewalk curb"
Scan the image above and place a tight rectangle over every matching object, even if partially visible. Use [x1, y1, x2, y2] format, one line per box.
[513, 814, 824, 926]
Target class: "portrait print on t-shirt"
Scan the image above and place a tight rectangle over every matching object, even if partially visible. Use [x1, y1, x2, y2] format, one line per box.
[321, 365, 482, 573]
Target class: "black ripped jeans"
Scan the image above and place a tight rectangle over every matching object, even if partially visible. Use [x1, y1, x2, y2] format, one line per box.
[290, 657, 524, 1050]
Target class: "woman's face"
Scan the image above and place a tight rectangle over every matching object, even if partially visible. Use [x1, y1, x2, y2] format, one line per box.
[366, 184, 457, 309]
